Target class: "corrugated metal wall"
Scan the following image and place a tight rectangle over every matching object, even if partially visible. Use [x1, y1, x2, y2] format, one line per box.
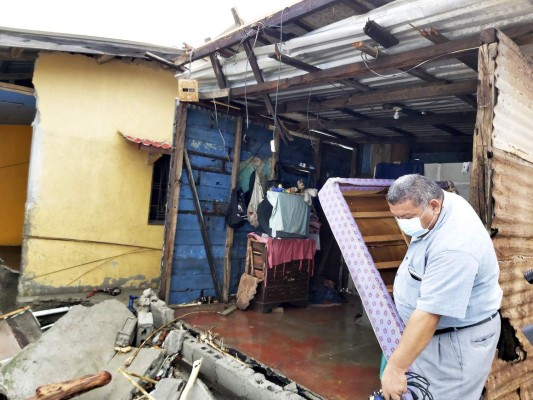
[169, 107, 273, 304]
[482, 31, 533, 399]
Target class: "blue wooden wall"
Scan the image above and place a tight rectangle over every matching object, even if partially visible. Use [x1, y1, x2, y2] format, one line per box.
[169, 107, 355, 304]
[169, 107, 273, 304]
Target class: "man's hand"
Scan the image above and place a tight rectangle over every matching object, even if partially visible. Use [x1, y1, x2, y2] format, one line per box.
[381, 362, 408, 400]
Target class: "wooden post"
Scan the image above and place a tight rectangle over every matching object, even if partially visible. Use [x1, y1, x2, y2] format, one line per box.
[470, 42, 497, 228]
[223, 116, 243, 303]
[160, 101, 188, 302]
[312, 139, 322, 187]
[350, 147, 358, 177]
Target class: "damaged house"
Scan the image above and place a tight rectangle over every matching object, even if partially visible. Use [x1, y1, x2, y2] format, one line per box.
[1, 0, 533, 399]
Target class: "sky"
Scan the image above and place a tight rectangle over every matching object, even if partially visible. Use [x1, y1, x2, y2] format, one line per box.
[0, 0, 299, 49]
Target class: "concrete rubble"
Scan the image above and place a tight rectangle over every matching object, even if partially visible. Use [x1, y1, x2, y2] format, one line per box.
[0, 296, 319, 400]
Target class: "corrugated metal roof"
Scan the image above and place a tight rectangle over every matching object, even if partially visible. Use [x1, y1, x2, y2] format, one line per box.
[181, 0, 533, 142]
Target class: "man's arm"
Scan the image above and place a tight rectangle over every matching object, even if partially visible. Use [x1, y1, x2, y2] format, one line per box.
[381, 309, 440, 400]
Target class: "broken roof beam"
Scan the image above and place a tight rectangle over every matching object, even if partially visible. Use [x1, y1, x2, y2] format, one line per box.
[210, 24, 532, 100]
[302, 111, 475, 130]
[419, 27, 479, 71]
[282, 80, 478, 113]
[174, 0, 343, 67]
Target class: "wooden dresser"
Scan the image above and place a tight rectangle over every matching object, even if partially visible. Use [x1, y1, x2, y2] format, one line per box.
[246, 237, 313, 313]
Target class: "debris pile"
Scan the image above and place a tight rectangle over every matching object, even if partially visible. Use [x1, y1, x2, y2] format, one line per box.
[0, 292, 315, 400]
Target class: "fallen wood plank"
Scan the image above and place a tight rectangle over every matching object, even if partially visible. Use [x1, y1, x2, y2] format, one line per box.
[27, 371, 112, 400]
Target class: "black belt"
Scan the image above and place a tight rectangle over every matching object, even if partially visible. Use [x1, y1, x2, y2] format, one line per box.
[434, 311, 499, 335]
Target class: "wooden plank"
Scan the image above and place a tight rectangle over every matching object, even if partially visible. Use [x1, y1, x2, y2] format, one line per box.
[173, 0, 342, 67]
[160, 102, 188, 302]
[362, 234, 405, 243]
[470, 42, 496, 227]
[352, 211, 393, 218]
[184, 148, 223, 302]
[375, 261, 402, 270]
[204, 36, 228, 90]
[223, 116, 243, 303]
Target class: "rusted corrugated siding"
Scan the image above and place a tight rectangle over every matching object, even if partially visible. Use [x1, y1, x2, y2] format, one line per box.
[483, 31, 533, 399]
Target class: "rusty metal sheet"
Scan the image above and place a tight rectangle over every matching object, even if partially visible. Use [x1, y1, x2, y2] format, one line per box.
[483, 32, 533, 400]
[491, 150, 533, 242]
[492, 34, 533, 164]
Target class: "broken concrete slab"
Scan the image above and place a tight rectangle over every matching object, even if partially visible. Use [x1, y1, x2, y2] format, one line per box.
[151, 300, 175, 329]
[163, 327, 187, 356]
[0, 300, 133, 400]
[78, 347, 164, 400]
[150, 377, 184, 400]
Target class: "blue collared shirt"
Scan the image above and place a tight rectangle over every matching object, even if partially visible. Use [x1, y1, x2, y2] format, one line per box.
[393, 191, 502, 329]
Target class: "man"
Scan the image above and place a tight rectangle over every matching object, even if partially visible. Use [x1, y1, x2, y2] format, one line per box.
[381, 174, 502, 400]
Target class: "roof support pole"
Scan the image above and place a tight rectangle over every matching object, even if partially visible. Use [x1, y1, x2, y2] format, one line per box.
[223, 115, 243, 303]
[160, 101, 188, 302]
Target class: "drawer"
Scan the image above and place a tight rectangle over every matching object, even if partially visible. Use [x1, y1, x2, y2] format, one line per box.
[263, 284, 308, 302]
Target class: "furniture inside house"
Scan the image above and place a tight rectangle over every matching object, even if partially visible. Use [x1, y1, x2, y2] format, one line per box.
[341, 186, 409, 293]
[246, 234, 315, 313]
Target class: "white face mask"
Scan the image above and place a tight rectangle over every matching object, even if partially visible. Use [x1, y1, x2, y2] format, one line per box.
[396, 204, 434, 238]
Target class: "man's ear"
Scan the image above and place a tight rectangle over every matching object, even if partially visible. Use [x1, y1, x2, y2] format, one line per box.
[430, 198, 441, 214]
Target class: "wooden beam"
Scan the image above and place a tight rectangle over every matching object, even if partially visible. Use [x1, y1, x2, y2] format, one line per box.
[205, 38, 228, 89]
[223, 116, 243, 303]
[173, 0, 342, 67]
[284, 80, 478, 113]
[302, 111, 475, 130]
[470, 43, 496, 227]
[419, 27, 479, 71]
[161, 102, 188, 303]
[184, 148, 223, 302]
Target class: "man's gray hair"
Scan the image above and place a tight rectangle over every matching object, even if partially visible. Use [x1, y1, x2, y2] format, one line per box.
[386, 174, 443, 206]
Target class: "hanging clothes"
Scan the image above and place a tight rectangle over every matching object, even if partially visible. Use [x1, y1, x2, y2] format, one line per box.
[247, 170, 264, 228]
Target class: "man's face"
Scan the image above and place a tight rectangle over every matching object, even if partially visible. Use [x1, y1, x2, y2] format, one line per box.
[389, 199, 441, 230]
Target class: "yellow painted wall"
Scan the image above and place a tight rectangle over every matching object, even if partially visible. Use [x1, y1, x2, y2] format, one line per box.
[18, 52, 179, 298]
[0, 125, 32, 245]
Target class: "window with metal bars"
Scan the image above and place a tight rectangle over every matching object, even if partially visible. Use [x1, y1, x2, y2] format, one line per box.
[148, 154, 170, 224]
